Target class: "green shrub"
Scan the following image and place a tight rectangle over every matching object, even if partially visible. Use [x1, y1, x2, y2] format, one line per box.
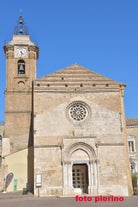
[132, 173, 138, 189]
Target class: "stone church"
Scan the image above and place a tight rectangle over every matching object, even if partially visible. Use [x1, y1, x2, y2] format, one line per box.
[0, 15, 132, 196]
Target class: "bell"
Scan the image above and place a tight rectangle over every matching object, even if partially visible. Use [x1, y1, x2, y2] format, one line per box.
[19, 16, 23, 24]
[19, 64, 25, 74]
[20, 64, 24, 70]
[19, 27, 23, 34]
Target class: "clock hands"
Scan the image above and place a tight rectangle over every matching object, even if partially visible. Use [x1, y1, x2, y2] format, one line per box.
[20, 50, 24, 56]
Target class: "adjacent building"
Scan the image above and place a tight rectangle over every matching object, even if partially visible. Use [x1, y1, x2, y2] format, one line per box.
[126, 118, 138, 173]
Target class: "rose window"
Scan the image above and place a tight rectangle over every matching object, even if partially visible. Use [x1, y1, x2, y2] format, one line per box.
[68, 102, 88, 121]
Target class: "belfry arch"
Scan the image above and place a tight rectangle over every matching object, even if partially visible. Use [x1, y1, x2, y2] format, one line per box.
[62, 142, 98, 195]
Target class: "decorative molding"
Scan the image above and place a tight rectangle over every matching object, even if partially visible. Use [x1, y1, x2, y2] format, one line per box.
[96, 143, 124, 146]
[34, 145, 61, 148]
[5, 110, 31, 114]
[63, 136, 96, 139]
[33, 89, 121, 93]
[5, 90, 32, 94]
[127, 125, 138, 129]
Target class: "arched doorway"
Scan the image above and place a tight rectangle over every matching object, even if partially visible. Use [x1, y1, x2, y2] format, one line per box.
[62, 142, 98, 195]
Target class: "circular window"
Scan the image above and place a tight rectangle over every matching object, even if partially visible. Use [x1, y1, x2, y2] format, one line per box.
[68, 101, 89, 121]
[18, 81, 25, 88]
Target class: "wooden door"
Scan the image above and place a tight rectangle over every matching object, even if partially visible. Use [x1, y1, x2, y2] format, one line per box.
[72, 164, 88, 193]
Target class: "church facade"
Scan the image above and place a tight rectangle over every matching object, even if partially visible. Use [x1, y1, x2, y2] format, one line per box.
[0, 15, 132, 196]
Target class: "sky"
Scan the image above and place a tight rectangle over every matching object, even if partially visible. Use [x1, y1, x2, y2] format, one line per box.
[0, 0, 138, 122]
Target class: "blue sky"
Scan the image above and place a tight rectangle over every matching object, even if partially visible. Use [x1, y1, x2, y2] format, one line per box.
[0, 0, 138, 122]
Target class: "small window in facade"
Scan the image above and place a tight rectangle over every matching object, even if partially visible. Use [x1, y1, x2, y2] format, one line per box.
[128, 135, 136, 153]
[130, 158, 136, 173]
[0, 135, 2, 147]
[128, 141, 134, 152]
[18, 60, 25, 74]
[0, 156, 2, 165]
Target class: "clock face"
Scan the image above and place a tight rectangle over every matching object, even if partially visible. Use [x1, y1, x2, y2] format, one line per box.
[15, 47, 27, 57]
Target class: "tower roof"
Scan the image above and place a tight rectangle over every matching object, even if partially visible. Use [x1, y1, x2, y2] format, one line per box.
[14, 13, 29, 35]
[6, 13, 35, 46]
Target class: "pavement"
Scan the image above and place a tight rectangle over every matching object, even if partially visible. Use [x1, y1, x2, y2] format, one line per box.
[0, 191, 34, 199]
[0, 192, 138, 207]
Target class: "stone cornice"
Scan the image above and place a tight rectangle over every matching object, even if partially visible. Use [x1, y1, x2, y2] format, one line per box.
[96, 143, 124, 146]
[34, 145, 60, 148]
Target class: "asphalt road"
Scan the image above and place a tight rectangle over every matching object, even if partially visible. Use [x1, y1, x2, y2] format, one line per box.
[0, 196, 138, 207]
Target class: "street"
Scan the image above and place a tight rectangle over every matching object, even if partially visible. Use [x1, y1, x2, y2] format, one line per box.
[0, 196, 138, 207]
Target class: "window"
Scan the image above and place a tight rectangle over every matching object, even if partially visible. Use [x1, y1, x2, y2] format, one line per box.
[130, 158, 136, 173]
[128, 141, 134, 152]
[18, 81, 25, 87]
[128, 135, 136, 153]
[0, 135, 2, 147]
[67, 101, 90, 122]
[0, 156, 2, 165]
[18, 60, 25, 74]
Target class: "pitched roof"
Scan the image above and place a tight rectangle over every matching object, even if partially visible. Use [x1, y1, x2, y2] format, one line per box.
[126, 118, 138, 126]
[34, 64, 125, 92]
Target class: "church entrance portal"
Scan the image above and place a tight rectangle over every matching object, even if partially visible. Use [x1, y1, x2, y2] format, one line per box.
[63, 142, 98, 195]
[72, 164, 88, 193]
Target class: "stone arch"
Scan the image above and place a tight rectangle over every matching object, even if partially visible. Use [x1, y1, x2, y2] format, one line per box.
[18, 59, 25, 74]
[62, 142, 98, 195]
[71, 149, 89, 161]
[65, 142, 97, 163]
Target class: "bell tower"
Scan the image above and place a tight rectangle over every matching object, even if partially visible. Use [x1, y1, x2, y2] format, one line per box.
[3, 14, 39, 153]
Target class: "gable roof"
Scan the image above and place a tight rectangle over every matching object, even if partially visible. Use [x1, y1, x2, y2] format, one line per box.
[34, 64, 125, 92]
